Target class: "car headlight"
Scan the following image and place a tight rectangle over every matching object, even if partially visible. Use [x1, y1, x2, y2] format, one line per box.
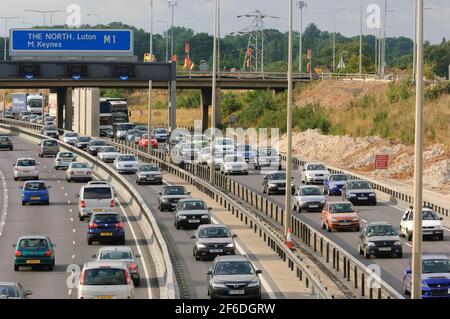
[330, 218, 338, 222]
[211, 282, 226, 288]
[161, 198, 169, 203]
[201, 214, 210, 219]
[367, 242, 376, 247]
[196, 243, 206, 249]
[178, 215, 187, 219]
[268, 183, 277, 188]
[248, 280, 260, 287]
[434, 225, 442, 230]
[422, 280, 429, 287]
[226, 243, 234, 248]
[348, 193, 356, 197]
[394, 241, 402, 246]
[320, 199, 326, 204]
[352, 217, 359, 222]
[369, 193, 376, 197]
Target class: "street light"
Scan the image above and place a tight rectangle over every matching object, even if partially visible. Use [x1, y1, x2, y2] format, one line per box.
[297, 1, 307, 73]
[333, 8, 347, 72]
[168, 0, 178, 60]
[86, 13, 102, 28]
[47, 11, 62, 26]
[24, 9, 60, 27]
[209, 0, 218, 184]
[149, 0, 154, 55]
[158, 20, 169, 62]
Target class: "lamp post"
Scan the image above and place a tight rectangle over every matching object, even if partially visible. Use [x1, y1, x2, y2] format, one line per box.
[297, 1, 307, 73]
[158, 20, 169, 62]
[24, 9, 60, 27]
[149, 0, 154, 55]
[168, 0, 177, 60]
[209, 0, 218, 185]
[333, 8, 346, 72]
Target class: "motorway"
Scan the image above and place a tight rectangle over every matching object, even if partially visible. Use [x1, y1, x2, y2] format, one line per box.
[0, 135, 158, 299]
[226, 166, 450, 295]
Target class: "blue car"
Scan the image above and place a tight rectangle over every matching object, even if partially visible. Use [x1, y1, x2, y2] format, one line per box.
[20, 181, 51, 206]
[403, 255, 450, 298]
[323, 174, 348, 196]
[87, 212, 125, 245]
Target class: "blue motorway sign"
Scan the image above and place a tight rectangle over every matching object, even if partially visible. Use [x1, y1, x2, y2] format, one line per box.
[10, 29, 133, 57]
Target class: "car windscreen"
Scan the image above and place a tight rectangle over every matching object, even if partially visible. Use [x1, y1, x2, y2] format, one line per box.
[71, 163, 89, 169]
[366, 225, 397, 237]
[214, 261, 255, 275]
[268, 173, 286, 180]
[101, 147, 117, 153]
[330, 174, 347, 181]
[408, 210, 440, 221]
[225, 156, 244, 163]
[140, 165, 159, 172]
[162, 187, 187, 195]
[24, 182, 46, 191]
[99, 251, 132, 260]
[90, 141, 107, 146]
[59, 153, 74, 158]
[83, 187, 112, 199]
[180, 201, 207, 211]
[17, 160, 36, 167]
[78, 137, 91, 142]
[43, 140, 57, 146]
[0, 285, 19, 298]
[92, 214, 120, 224]
[118, 155, 136, 162]
[300, 187, 321, 196]
[83, 268, 127, 286]
[45, 126, 57, 131]
[19, 238, 48, 249]
[116, 124, 133, 131]
[154, 129, 167, 134]
[422, 259, 450, 274]
[259, 148, 277, 156]
[65, 133, 77, 137]
[347, 181, 372, 190]
[237, 145, 252, 152]
[307, 164, 326, 171]
[199, 227, 230, 238]
[329, 203, 354, 213]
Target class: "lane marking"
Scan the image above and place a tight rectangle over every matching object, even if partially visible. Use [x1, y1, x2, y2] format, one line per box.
[73, 240, 76, 245]
[405, 243, 412, 248]
[361, 219, 368, 223]
[116, 199, 153, 299]
[0, 171, 8, 237]
[68, 289, 72, 296]
[72, 229, 76, 233]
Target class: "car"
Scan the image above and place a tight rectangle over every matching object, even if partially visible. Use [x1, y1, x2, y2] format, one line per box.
[198, 147, 212, 165]
[66, 162, 93, 182]
[0, 135, 13, 150]
[236, 144, 255, 163]
[4, 109, 14, 119]
[38, 139, 60, 157]
[207, 255, 262, 299]
[301, 163, 330, 185]
[76, 181, 115, 221]
[177, 143, 200, 163]
[399, 206, 444, 241]
[77, 261, 134, 299]
[126, 129, 138, 143]
[0, 282, 32, 299]
[54, 151, 77, 170]
[321, 201, 360, 232]
[97, 146, 120, 163]
[13, 158, 39, 181]
[100, 128, 114, 138]
[138, 134, 158, 149]
[93, 246, 141, 286]
[215, 137, 235, 153]
[323, 174, 349, 195]
[20, 180, 51, 205]
[174, 199, 212, 229]
[114, 154, 139, 174]
[341, 180, 377, 206]
[254, 147, 282, 171]
[358, 222, 403, 259]
[152, 127, 168, 143]
[403, 255, 450, 298]
[134, 125, 148, 134]
[13, 235, 56, 271]
[87, 212, 125, 245]
[191, 224, 237, 260]
[62, 132, 79, 146]
[76, 136, 92, 149]
[19, 111, 32, 121]
[87, 140, 108, 156]
[191, 134, 209, 149]
[132, 131, 145, 144]
[114, 123, 134, 140]
[158, 186, 191, 211]
[42, 126, 59, 139]
[261, 171, 295, 195]
[135, 164, 162, 185]
[207, 151, 227, 170]
[220, 154, 248, 175]
[293, 185, 326, 212]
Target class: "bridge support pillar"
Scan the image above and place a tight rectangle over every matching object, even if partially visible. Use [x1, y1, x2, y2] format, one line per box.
[64, 87, 73, 130]
[200, 86, 222, 133]
[73, 88, 100, 137]
[50, 88, 65, 130]
[168, 80, 177, 133]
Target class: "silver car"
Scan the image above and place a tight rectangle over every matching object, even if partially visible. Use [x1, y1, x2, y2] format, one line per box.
[77, 261, 134, 299]
[114, 154, 139, 174]
[54, 151, 77, 170]
[0, 282, 32, 299]
[63, 132, 79, 146]
[135, 164, 162, 185]
[93, 246, 141, 286]
[293, 185, 326, 212]
[76, 181, 115, 221]
[220, 154, 248, 175]
[97, 146, 120, 163]
[13, 158, 39, 181]
[66, 162, 93, 182]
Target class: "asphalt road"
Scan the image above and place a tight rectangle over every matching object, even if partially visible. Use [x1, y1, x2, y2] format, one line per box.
[224, 165, 450, 295]
[0, 136, 158, 299]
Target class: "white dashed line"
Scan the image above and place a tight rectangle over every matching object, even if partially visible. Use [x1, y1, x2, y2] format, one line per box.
[72, 254, 75, 260]
[65, 193, 68, 197]
[68, 289, 72, 296]
[361, 219, 368, 223]
[444, 227, 450, 232]
[0, 171, 8, 237]
[72, 241, 76, 245]
[70, 217, 74, 222]
[72, 229, 76, 233]
[405, 243, 412, 248]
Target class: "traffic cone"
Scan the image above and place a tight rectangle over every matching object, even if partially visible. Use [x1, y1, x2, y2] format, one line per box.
[285, 227, 293, 249]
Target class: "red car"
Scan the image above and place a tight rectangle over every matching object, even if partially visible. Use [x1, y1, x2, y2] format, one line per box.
[139, 134, 158, 149]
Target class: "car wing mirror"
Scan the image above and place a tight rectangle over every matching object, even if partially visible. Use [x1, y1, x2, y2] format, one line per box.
[405, 269, 412, 274]
[208, 207, 213, 211]
[19, 186, 23, 189]
[75, 194, 80, 198]
[206, 270, 212, 276]
[440, 217, 443, 220]
[232, 234, 238, 238]
[47, 185, 52, 189]
[255, 269, 262, 275]
[135, 254, 141, 258]
[191, 235, 196, 239]
[121, 217, 127, 223]
[91, 254, 96, 259]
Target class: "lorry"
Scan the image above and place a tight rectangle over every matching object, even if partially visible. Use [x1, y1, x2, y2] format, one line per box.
[99, 98, 130, 137]
[11, 93, 44, 116]
[27, 94, 44, 114]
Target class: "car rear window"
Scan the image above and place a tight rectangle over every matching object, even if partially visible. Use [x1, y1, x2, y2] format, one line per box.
[0, 136, 10, 142]
[17, 160, 36, 166]
[83, 268, 127, 285]
[71, 163, 89, 169]
[99, 251, 132, 260]
[92, 214, 120, 224]
[83, 187, 112, 199]
[0, 285, 19, 298]
[19, 238, 48, 249]
[43, 140, 57, 146]
[24, 182, 46, 190]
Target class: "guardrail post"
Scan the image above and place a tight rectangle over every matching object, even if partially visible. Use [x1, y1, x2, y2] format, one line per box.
[326, 243, 330, 263]
[354, 267, 358, 289]
[361, 273, 365, 297]
[313, 233, 317, 252]
[336, 251, 340, 272]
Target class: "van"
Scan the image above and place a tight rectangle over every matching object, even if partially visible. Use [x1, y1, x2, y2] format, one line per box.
[77, 261, 134, 299]
[76, 181, 116, 221]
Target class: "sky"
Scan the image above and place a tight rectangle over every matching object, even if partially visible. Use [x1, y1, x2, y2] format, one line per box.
[3, 0, 450, 44]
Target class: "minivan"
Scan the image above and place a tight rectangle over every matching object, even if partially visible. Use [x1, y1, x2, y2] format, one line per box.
[39, 139, 60, 157]
[76, 181, 116, 221]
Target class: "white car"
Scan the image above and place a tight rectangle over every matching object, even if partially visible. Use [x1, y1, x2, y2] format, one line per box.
[220, 155, 248, 175]
[400, 207, 444, 241]
[13, 158, 39, 181]
[66, 162, 93, 182]
[77, 181, 115, 221]
[215, 137, 235, 153]
[77, 261, 134, 299]
[54, 151, 77, 170]
[254, 147, 282, 170]
[198, 147, 211, 165]
[301, 163, 330, 184]
[114, 154, 139, 174]
[293, 185, 326, 212]
[97, 146, 120, 163]
[63, 132, 79, 146]
[206, 151, 225, 170]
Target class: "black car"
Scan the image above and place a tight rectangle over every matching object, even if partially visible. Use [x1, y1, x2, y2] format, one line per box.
[157, 186, 191, 211]
[261, 171, 295, 195]
[191, 224, 237, 260]
[174, 199, 211, 229]
[358, 222, 403, 259]
[76, 136, 92, 149]
[207, 255, 262, 299]
[342, 180, 377, 206]
[87, 140, 108, 156]
[0, 136, 13, 150]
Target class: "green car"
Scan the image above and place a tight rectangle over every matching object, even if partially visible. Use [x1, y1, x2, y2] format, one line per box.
[13, 236, 56, 271]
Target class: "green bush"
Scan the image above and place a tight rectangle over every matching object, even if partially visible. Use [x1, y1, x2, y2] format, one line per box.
[386, 82, 411, 103]
[177, 90, 201, 108]
[425, 81, 450, 101]
[222, 93, 242, 115]
[100, 88, 126, 98]
[293, 103, 332, 134]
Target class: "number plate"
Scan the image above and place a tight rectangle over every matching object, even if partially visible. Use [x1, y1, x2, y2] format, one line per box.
[358, 197, 368, 200]
[96, 296, 115, 299]
[93, 208, 104, 212]
[210, 249, 223, 253]
[340, 222, 351, 226]
[229, 290, 245, 295]
[26, 260, 40, 264]
[378, 247, 391, 252]
[279, 187, 286, 191]
[100, 232, 113, 236]
[146, 177, 155, 181]
[31, 196, 41, 200]
[188, 220, 200, 223]
[309, 205, 319, 208]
